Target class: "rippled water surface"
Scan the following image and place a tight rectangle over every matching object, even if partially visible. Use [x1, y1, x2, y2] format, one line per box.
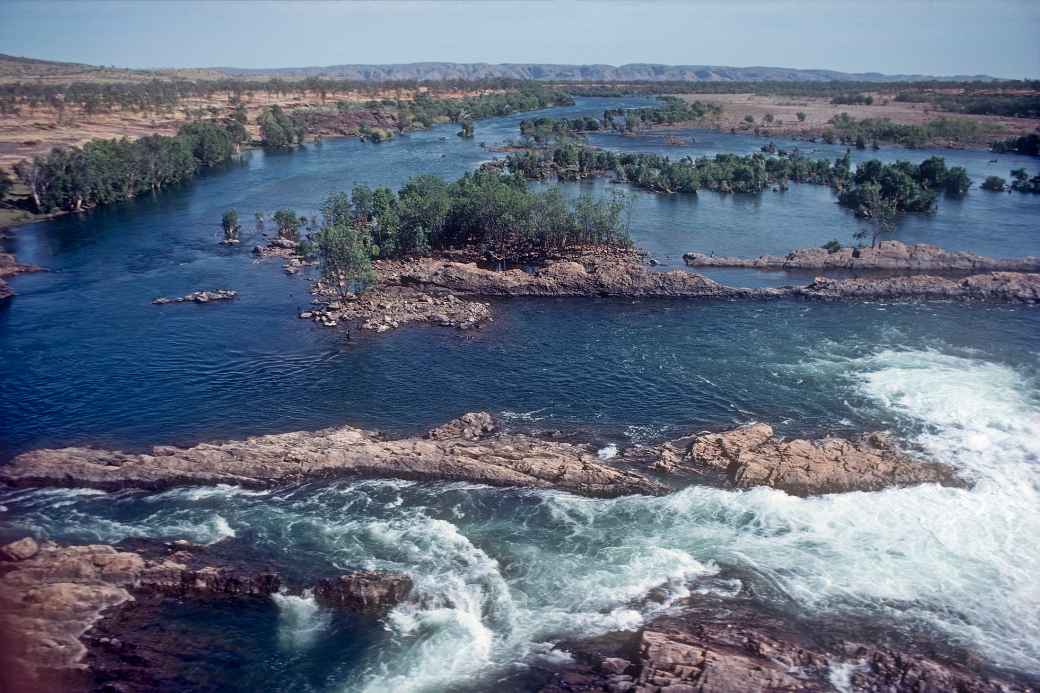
[2, 98, 1039, 690]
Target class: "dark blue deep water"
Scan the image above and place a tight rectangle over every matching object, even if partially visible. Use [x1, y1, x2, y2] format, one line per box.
[2, 98, 1040, 690]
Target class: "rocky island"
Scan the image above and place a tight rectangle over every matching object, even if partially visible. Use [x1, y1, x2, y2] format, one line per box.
[683, 240, 1040, 272]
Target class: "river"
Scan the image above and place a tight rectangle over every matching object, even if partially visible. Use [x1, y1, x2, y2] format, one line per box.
[1, 97, 1038, 691]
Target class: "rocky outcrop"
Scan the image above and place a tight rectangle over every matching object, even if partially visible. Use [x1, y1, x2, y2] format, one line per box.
[625, 422, 957, 495]
[0, 539, 415, 690]
[252, 237, 299, 258]
[683, 241, 1040, 272]
[794, 271, 1040, 303]
[0, 251, 44, 300]
[0, 412, 666, 498]
[540, 599, 1030, 693]
[0, 541, 199, 689]
[313, 571, 413, 614]
[152, 289, 238, 305]
[399, 256, 747, 299]
[304, 285, 492, 332]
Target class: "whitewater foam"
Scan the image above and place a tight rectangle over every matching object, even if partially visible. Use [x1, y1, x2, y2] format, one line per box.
[272, 590, 330, 650]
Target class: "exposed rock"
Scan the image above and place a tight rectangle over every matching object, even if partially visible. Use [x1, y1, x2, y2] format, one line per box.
[793, 272, 1040, 303]
[625, 422, 957, 495]
[0, 542, 189, 688]
[398, 256, 747, 299]
[427, 411, 496, 440]
[684, 241, 1040, 272]
[0, 536, 40, 561]
[0, 251, 43, 279]
[0, 251, 44, 300]
[252, 237, 298, 258]
[0, 540, 414, 690]
[152, 289, 238, 305]
[0, 413, 667, 498]
[313, 570, 413, 614]
[308, 284, 492, 332]
[540, 598, 1030, 693]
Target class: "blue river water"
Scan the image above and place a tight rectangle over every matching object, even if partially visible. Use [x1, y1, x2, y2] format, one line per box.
[1, 97, 1039, 690]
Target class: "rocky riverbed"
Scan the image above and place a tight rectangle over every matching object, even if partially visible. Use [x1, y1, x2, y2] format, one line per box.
[538, 594, 1033, 693]
[0, 537, 412, 691]
[1, 412, 958, 497]
[683, 240, 1040, 272]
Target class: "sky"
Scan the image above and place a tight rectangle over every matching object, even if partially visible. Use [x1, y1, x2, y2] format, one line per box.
[1, 0, 1037, 78]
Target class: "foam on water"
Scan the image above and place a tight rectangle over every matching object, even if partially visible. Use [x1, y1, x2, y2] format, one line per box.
[596, 443, 618, 460]
[3, 346, 1038, 686]
[272, 589, 330, 650]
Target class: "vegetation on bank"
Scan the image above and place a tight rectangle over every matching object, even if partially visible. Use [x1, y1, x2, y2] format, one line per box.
[0, 76, 566, 116]
[603, 97, 720, 132]
[3, 85, 572, 215]
[893, 91, 1040, 119]
[13, 120, 244, 213]
[284, 171, 632, 294]
[991, 133, 1040, 157]
[820, 113, 996, 148]
[563, 80, 1040, 117]
[503, 143, 978, 213]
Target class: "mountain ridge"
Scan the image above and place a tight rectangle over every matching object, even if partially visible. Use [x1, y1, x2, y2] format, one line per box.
[0, 54, 997, 83]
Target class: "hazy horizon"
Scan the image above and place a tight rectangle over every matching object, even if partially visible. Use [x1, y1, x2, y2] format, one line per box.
[1, 0, 1037, 79]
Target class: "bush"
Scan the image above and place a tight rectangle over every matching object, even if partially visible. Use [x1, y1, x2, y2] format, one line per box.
[221, 208, 239, 241]
[981, 175, 1006, 192]
[821, 239, 842, 253]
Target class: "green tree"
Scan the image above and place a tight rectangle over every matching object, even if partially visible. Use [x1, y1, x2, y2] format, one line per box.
[796, 112, 807, 122]
[273, 208, 301, 240]
[221, 209, 240, 242]
[317, 221, 376, 297]
[943, 167, 971, 197]
[981, 175, 1006, 192]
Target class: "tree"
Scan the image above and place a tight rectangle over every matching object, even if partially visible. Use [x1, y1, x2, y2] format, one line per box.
[273, 208, 301, 240]
[796, 112, 807, 122]
[943, 167, 971, 197]
[221, 209, 240, 243]
[317, 221, 375, 297]
[853, 187, 898, 248]
[981, 175, 1006, 192]
[258, 105, 304, 148]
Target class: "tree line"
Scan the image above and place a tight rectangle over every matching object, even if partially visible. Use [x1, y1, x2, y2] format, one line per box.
[0, 76, 569, 116]
[503, 143, 972, 214]
[13, 120, 244, 212]
[818, 113, 994, 148]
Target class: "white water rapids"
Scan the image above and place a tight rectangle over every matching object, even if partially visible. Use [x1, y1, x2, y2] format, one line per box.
[3, 348, 1038, 691]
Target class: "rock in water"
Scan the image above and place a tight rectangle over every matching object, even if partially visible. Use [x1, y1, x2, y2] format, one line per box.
[626, 422, 957, 495]
[0, 412, 666, 498]
[683, 240, 1040, 272]
[313, 571, 413, 614]
[152, 289, 238, 305]
[0, 537, 40, 561]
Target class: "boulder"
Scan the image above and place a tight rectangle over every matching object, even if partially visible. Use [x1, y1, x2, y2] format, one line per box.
[313, 570, 413, 614]
[0, 537, 40, 561]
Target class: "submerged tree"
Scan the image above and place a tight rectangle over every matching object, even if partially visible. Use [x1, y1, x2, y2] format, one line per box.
[221, 208, 240, 243]
[273, 208, 301, 240]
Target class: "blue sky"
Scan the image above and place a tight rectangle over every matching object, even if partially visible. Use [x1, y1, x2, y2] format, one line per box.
[1, 0, 1037, 78]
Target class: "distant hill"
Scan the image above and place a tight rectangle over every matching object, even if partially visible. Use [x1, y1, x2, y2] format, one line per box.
[211, 62, 995, 83]
[0, 54, 996, 83]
